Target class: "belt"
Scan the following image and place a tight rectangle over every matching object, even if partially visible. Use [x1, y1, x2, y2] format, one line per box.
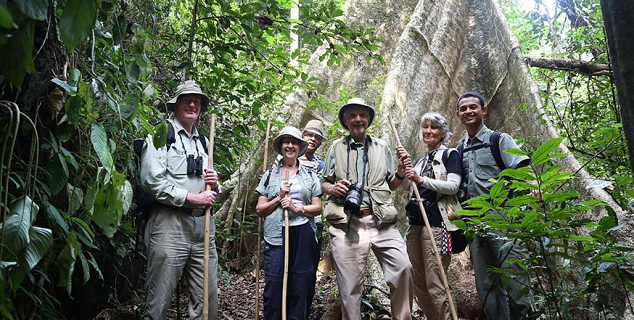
[359, 209, 372, 216]
[165, 204, 206, 217]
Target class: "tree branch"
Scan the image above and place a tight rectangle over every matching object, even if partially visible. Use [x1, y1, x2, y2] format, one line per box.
[527, 57, 612, 76]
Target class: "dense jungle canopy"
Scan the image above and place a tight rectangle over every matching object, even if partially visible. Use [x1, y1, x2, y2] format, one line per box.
[0, 0, 633, 319]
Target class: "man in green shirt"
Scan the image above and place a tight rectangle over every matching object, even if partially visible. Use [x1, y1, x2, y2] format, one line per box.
[456, 91, 532, 320]
[140, 80, 220, 320]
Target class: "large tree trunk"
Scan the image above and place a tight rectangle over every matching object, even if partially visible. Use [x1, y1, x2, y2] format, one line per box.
[600, 0, 634, 181]
[219, 0, 630, 318]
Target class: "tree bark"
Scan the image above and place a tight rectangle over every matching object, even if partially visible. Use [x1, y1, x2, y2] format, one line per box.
[600, 0, 634, 180]
[526, 57, 611, 76]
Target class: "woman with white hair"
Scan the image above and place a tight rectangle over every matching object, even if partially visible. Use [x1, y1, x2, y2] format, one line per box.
[396, 112, 463, 320]
[255, 126, 322, 320]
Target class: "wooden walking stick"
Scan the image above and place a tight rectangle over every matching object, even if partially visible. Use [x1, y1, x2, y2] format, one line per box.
[282, 170, 290, 320]
[387, 115, 459, 320]
[203, 114, 216, 320]
[255, 120, 271, 320]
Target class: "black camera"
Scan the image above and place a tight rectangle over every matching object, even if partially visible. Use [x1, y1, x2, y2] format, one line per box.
[343, 182, 363, 215]
[187, 154, 203, 176]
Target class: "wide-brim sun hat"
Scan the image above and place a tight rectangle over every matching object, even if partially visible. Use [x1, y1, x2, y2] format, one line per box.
[273, 126, 309, 157]
[338, 97, 376, 130]
[166, 80, 210, 112]
[302, 119, 325, 139]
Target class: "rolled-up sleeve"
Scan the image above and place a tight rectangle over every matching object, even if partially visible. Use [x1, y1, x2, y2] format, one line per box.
[140, 136, 189, 207]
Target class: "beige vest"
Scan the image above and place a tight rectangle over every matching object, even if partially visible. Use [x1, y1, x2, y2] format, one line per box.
[324, 136, 398, 226]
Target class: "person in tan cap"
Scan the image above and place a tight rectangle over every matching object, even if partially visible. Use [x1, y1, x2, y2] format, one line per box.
[320, 98, 413, 319]
[140, 80, 220, 320]
[299, 119, 326, 315]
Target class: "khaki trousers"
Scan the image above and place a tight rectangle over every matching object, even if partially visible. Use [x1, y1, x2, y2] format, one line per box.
[406, 225, 451, 320]
[329, 215, 413, 320]
[144, 206, 218, 320]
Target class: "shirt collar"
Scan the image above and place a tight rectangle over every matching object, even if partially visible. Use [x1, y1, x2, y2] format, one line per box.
[172, 118, 199, 138]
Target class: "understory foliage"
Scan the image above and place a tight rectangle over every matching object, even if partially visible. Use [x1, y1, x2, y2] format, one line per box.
[0, 0, 380, 318]
[458, 138, 634, 319]
[498, 0, 633, 209]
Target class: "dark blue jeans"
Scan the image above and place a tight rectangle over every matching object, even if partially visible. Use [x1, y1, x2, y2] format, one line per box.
[264, 223, 317, 320]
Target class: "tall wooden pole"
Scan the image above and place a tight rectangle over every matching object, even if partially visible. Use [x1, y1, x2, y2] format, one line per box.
[387, 115, 459, 320]
[255, 120, 271, 320]
[202, 114, 216, 320]
[282, 171, 290, 320]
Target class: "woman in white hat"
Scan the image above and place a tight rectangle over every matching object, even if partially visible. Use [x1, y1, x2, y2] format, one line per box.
[255, 126, 323, 320]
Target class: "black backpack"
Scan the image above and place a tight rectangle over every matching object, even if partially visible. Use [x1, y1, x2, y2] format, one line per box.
[131, 121, 207, 289]
[457, 131, 505, 170]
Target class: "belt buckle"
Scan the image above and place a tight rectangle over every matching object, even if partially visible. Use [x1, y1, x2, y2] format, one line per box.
[191, 208, 205, 217]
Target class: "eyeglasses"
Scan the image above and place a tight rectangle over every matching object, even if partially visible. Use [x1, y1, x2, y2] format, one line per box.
[179, 97, 201, 107]
[303, 132, 322, 141]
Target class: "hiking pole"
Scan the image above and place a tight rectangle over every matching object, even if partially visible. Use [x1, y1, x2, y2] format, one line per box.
[282, 170, 290, 320]
[203, 114, 216, 320]
[255, 120, 271, 320]
[387, 115, 459, 320]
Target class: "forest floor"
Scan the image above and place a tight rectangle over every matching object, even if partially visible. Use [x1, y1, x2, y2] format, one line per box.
[88, 265, 431, 320]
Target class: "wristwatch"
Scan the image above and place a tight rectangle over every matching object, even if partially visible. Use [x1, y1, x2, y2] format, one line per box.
[395, 172, 405, 180]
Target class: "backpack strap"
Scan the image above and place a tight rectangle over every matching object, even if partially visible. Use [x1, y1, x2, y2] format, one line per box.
[490, 131, 506, 171]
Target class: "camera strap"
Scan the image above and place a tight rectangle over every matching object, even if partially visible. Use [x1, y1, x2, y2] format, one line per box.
[345, 136, 370, 206]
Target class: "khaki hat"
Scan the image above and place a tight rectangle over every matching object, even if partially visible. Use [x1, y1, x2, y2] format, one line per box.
[273, 127, 309, 157]
[166, 80, 210, 112]
[338, 97, 376, 130]
[302, 119, 325, 139]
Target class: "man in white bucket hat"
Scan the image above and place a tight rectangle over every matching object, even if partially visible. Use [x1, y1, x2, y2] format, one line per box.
[140, 80, 220, 320]
[321, 98, 413, 319]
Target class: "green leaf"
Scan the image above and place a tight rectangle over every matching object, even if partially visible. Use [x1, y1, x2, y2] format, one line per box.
[90, 124, 113, 172]
[92, 171, 124, 237]
[2, 196, 38, 253]
[9, 226, 52, 291]
[64, 96, 82, 124]
[503, 148, 527, 156]
[43, 199, 69, 235]
[0, 19, 35, 86]
[51, 77, 77, 93]
[0, 4, 16, 28]
[153, 122, 169, 149]
[59, 0, 101, 50]
[119, 93, 139, 119]
[15, 0, 49, 21]
[66, 183, 84, 214]
[531, 137, 563, 165]
[45, 151, 69, 195]
[57, 231, 81, 295]
[569, 235, 594, 242]
[121, 180, 133, 215]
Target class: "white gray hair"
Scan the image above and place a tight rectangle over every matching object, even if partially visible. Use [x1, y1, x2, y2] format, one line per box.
[419, 112, 452, 144]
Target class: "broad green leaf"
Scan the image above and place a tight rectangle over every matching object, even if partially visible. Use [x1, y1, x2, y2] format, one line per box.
[121, 180, 133, 215]
[92, 172, 124, 237]
[85, 251, 103, 280]
[15, 0, 49, 21]
[67, 68, 81, 87]
[51, 77, 77, 93]
[119, 93, 139, 119]
[9, 226, 52, 291]
[0, 19, 35, 86]
[153, 122, 169, 149]
[69, 217, 97, 249]
[0, 4, 16, 28]
[45, 151, 69, 195]
[57, 232, 81, 295]
[2, 196, 38, 253]
[43, 199, 69, 235]
[64, 96, 82, 124]
[90, 124, 113, 172]
[60, 0, 101, 50]
[67, 183, 84, 214]
[531, 137, 564, 166]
